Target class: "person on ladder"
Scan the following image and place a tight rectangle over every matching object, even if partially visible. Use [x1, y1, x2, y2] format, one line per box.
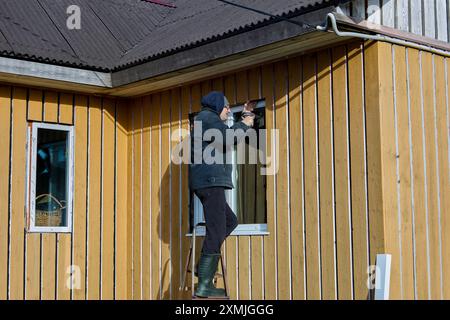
[189, 91, 255, 298]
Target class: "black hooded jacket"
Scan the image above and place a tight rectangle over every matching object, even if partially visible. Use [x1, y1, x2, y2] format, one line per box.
[189, 91, 250, 191]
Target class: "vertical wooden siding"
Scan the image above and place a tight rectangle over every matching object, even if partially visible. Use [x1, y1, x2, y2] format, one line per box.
[127, 40, 388, 300]
[343, 0, 450, 42]
[0, 86, 129, 300]
[370, 42, 450, 300]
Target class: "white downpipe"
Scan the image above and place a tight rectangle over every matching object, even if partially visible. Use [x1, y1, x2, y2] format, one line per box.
[317, 13, 450, 58]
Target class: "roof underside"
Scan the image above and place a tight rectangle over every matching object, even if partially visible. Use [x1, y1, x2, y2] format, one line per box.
[0, 0, 344, 71]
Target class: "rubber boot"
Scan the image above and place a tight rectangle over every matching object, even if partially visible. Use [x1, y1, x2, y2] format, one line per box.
[194, 253, 226, 297]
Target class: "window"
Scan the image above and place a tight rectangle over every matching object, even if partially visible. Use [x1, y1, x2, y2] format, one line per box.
[26, 122, 74, 233]
[190, 100, 268, 236]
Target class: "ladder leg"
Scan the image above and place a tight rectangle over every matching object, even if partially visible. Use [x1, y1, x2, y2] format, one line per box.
[191, 227, 196, 298]
[180, 238, 193, 291]
[220, 251, 229, 297]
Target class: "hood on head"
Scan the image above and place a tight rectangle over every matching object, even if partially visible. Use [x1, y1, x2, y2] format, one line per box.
[201, 91, 229, 114]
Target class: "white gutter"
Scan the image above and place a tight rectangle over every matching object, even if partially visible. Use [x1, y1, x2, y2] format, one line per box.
[0, 56, 112, 88]
[317, 13, 450, 58]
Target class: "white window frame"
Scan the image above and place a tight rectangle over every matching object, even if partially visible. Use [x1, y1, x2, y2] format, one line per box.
[26, 122, 74, 233]
[192, 101, 268, 236]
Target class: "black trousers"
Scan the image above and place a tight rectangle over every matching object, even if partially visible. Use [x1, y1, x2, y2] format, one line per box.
[195, 187, 238, 254]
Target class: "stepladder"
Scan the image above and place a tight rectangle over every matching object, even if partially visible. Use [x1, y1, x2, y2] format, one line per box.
[179, 222, 230, 300]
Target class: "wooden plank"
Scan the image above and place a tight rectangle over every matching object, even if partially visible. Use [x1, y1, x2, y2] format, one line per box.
[127, 99, 134, 300]
[150, 94, 161, 299]
[332, 46, 353, 300]
[101, 98, 115, 300]
[27, 89, 43, 121]
[393, 45, 415, 300]
[352, 0, 366, 19]
[41, 90, 58, 300]
[56, 92, 73, 300]
[223, 75, 239, 299]
[59, 93, 73, 124]
[0, 85, 11, 300]
[132, 99, 142, 299]
[317, 49, 336, 300]
[236, 70, 251, 300]
[87, 96, 102, 300]
[381, 0, 395, 28]
[25, 89, 42, 300]
[180, 86, 191, 300]
[72, 95, 88, 300]
[363, 41, 386, 271]
[396, 0, 410, 32]
[160, 91, 172, 299]
[406, 48, 429, 299]
[367, 0, 381, 24]
[248, 67, 264, 300]
[273, 61, 290, 300]
[436, 0, 448, 41]
[422, 52, 442, 300]
[169, 89, 181, 299]
[115, 99, 130, 299]
[141, 95, 151, 300]
[423, 0, 436, 39]
[438, 58, 450, 299]
[347, 42, 370, 300]
[287, 58, 306, 300]
[409, 0, 422, 35]
[302, 54, 321, 300]
[377, 42, 401, 300]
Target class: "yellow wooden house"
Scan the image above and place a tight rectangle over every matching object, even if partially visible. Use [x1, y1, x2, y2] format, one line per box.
[0, 0, 448, 300]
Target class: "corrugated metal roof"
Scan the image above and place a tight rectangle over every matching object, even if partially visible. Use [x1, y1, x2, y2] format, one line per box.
[0, 0, 344, 71]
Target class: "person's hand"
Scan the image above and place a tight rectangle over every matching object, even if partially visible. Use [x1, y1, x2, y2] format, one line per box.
[242, 113, 255, 127]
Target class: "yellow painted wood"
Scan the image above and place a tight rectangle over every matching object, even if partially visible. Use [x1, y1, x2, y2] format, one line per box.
[126, 101, 134, 300]
[161, 91, 172, 299]
[347, 42, 370, 300]
[274, 61, 290, 300]
[59, 93, 73, 124]
[180, 86, 191, 300]
[72, 94, 88, 300]
[393, 45, 415, 300]
[41, 90, 58, 300]
[25, 89, 42, 300]
[287, 58, 306, 300]
[317, 49, 336, 300]
[56, 93, 73, 300]
[261, 65, 276, 300]
[248, 67, 264, 300]
[87, 96, 102, 300]
[332, 45, 353, 300]
[132, 99, 142, 300]
[407, 48, 429, 299]
[101, 98, 115, 300]
[377, 42, 401, 300]
[0, 85, 11, 300]
[169, 89, 182, 299]
[116, 99, 130, 299]
[141, 95, 151, 300]
[436, 57, 450, 300]
[150, 94, 161, 299]
[235, 70, 251, 300]
[28, 89, 43, 121]
[302, 54, 321, 300]
[363, 41, 386, 268]
[422, 52, 442, 300]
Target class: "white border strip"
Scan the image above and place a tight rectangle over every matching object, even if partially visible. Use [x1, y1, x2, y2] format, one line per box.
[0, 57, 112, 88]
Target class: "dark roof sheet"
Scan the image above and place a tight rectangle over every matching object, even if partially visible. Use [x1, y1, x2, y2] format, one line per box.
[0, 0, 343, 71]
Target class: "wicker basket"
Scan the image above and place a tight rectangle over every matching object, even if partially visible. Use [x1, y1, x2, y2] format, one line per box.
[35, 194, 65, 227]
